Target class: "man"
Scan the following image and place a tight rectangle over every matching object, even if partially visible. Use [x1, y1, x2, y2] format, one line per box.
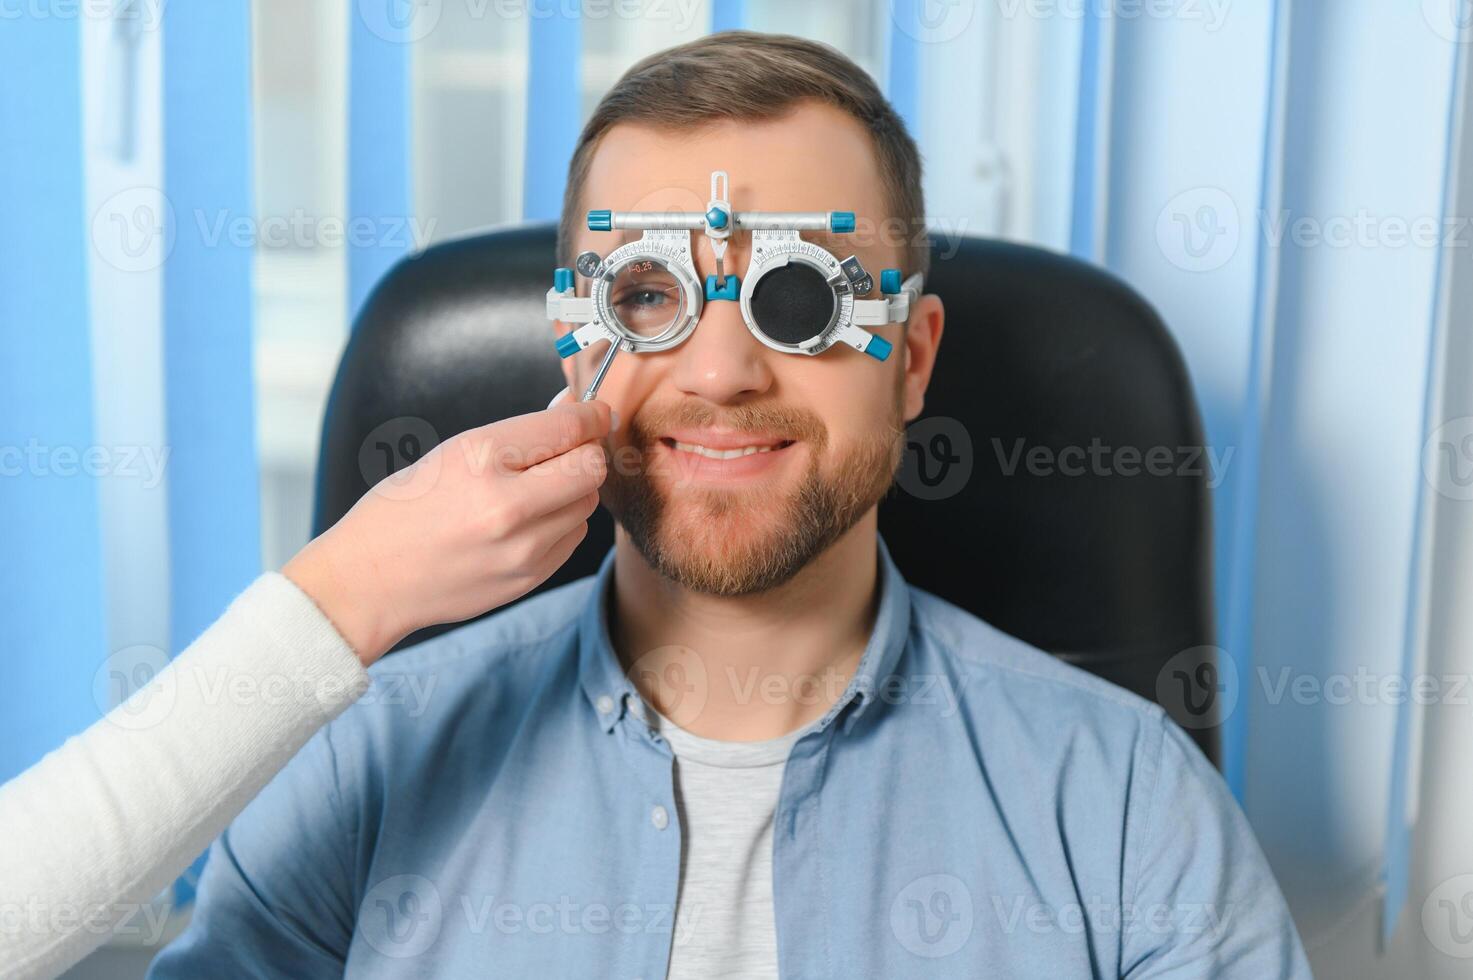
[151, 31, 1309, 979]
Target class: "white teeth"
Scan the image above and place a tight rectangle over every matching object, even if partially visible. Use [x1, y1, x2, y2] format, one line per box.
[672, 440, 777, 459]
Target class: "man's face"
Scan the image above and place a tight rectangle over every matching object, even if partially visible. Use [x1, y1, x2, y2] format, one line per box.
[558, 100, 941, 596]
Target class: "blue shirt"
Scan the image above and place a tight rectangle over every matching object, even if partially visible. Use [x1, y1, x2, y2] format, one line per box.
[150, 539, 1309, 979]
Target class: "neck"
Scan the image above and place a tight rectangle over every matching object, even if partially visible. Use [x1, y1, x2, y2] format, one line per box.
[610, 512, 882, 741]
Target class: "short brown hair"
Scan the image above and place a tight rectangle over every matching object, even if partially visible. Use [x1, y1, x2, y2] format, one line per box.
[557, 31, 928, 279]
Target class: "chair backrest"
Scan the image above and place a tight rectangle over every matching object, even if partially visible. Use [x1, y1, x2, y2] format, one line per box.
[314, 224, 1221, 764]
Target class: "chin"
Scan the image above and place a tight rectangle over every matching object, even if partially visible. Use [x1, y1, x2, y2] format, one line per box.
[672, 497, 791, 553]
[613, 476, 862, 598]
[606, 416, 903, 597]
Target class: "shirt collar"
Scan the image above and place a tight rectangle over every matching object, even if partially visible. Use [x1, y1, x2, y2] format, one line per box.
[577, 535, 912, 735]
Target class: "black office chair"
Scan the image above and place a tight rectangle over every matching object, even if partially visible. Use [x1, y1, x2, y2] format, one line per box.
[313, 224, 1221, 764]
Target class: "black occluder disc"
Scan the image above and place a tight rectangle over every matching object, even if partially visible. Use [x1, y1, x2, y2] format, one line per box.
[750, 264, 835, 345]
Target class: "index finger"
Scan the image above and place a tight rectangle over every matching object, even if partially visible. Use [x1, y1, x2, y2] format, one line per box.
[485, 399, 615, 471]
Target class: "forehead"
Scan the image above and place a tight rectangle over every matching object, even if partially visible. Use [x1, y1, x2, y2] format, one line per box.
[576, 100, 889, 232]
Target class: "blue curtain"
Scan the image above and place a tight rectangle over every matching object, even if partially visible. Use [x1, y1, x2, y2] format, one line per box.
[349, 1, 414, 322]
[523, 9, 583, 222]
[1068, 5, 1113, 261]
[711, 0, 746, 33]
[0, 16, 108, 786]
[162, 1, 261, 664]
[885, 0, 922, 140]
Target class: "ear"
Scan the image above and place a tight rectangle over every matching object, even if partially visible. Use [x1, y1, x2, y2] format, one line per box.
[898, 292, 945, 422]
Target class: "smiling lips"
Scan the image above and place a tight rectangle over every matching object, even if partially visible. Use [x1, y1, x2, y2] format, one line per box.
[668, 439, 789, 459]
[656, 427, 795, 474]
[660, 427, 794, 453]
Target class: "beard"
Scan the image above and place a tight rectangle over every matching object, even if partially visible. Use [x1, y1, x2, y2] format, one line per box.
[601, 385, 906, 597]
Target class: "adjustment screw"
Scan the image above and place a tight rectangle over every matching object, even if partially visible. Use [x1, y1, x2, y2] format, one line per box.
[575, 250, 602, 278]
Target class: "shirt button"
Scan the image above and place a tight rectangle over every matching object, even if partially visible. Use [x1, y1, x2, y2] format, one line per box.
[650, 805, 669, 830]
[596, 694, 615, 714]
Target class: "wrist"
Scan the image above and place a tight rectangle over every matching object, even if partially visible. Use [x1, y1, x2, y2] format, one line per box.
[283, 539, 399, 667]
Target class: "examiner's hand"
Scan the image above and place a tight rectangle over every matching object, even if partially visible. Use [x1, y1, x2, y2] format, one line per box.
[283, 400, 614, 666]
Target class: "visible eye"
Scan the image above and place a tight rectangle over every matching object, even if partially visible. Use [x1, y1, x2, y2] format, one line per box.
[607, 264, 685, 338]
[613, 283, 676, 310]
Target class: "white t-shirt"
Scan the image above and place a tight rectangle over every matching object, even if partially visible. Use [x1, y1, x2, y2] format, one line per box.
[649, 710, 814, 980]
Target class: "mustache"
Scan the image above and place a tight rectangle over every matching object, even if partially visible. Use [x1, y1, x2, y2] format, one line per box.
[627, 401, 830, 450]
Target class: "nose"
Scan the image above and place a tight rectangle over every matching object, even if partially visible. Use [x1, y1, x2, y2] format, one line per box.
[667, 293, 774, 404]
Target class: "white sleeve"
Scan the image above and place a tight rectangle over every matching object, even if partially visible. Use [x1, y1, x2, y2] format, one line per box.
[0, 572, 372, 980]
